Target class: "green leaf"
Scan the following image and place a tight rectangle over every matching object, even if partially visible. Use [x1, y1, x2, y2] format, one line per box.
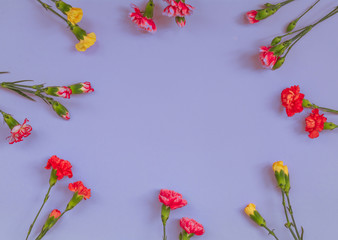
[7, 88, 35, 101]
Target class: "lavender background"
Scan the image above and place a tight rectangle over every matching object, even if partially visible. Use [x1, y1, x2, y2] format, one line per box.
[1, 0, 338, 239]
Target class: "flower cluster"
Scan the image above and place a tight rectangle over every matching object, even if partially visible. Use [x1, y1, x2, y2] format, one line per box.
[36, 0, 96, 51]
[130, 0, 194, 33]
[245, 161, 303, 240]
[281, 85, 338, 139]
[248, 1, 338, 70]
[158, 189, 204, 240]
[26, 155, 91, 240]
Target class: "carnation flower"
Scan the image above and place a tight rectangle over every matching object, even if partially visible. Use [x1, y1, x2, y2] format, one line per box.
[75, 32, 96, 52]
[159, 189, 187, 210]
[69, 82, 94, 94]
[246, 10, 259, 24]
[180, 217, 205, 236]
[305, 109, 327, 139]
[281, 85, 305, 117]
[9, 118, 32, 144]
[68, 181, 91, 200]
[67, 7, 83, 24]
[45, 155, 73, 180]
[130, 4, 157, 33]
[49, 209, 61, 219]
[259, 46, 279, 68]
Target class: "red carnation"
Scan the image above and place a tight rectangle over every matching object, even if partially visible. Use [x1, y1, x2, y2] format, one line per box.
[8, 118, 32, 144]
[159, 189, 187, 210]
[305, 109, 327, 139]
[49, 209, 61, 219]
[246, 10, 259, 24]
[180, 217, 205, 236]
[45, 155, 73, 180]
[129, 4, 157, 33]
[281, 85, 305, 117]
[259, 46, 279, 69]
[68, 181, 91, 200]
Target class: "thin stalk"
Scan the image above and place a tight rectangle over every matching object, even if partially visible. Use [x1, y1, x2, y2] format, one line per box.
[297, 0, 320, 20]
[283, 28, 311, 58]
[262, 226, 280, 240]
[163, 223, 167, 240]
[309, 105, 338, 114]
[286, 193, 301, 240]
[26, 185, 53, 240]
[280, 0, 295, 7]
[36, 0, 68, 23]
[282, 192, 298, 240]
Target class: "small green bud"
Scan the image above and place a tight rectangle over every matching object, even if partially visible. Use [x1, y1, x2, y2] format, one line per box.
[324, 122, 338, 130]
[271, 36, 282, 46]
[52, 101, 70, 120]
[273, 57, 285, 70]
[287, 19, 298, 32]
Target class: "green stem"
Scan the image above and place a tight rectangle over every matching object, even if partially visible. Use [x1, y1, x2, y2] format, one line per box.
[282, 192, 298, 240]
[26, 185, 53, 240]
[262, 226, 280, 240]
[283, 27, 312, 58]
[309, 105, 338, 114]
[286, 193, 302, 240]
[36, 0, 68, 23]
[163, 223, 167, 240]
[296, 0, 320, 21]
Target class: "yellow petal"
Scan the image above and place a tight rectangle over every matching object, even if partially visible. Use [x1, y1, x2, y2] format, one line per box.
[67, 7, 83, 24]
[75, 32, 96, 52]
[244, 203, 256, 216]
[272, 161, 289, 176]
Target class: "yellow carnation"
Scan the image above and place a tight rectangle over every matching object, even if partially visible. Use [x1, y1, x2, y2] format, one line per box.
[244, 203, 256, 216]
[272, 161, 289, 176]
[67, 7, 83, 24]
[75, 33, 96, 52]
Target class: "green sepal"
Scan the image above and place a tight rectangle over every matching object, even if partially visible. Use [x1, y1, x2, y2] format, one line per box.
[49, 169, 58, 187]
[272, 57, 285, 70]
[55, 0, 72, 14]
[250, 210, 266, 227]
[2, 112, 19, 130]
[324, 122, 338, 130]
[180, 230, 192, 240]
[302, 99, 312, 108]
[271, 36, 282, 46]
[143, 0, 154, 19]
[161, 204, 170, 225]
[44, 87, 59, 97]
[71, 25, 87, 40]
[66, 192, 83, 211]
[287, 19, 298, 32]
[255, 5, 280, 20]
[68, 83, 84, 94]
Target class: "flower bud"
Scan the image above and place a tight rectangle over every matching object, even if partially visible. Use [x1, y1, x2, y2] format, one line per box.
[42, 209, 61, 232]
[161, 204, 170, 225]
[272, 161, 290, 193]
[175, 17, 186, 27]
[44, 86, 72, 99]
[271, 36, 282, 46]
[272, 57, 285, 70]
[51, 101, 70, 120]
[324, 122, 338, 130]
[68, 82, 94, 94]
[287, 19, 298, 32]
[244, 203, 266, 227]
[55, 0, 72, 14]
[302, 99, 312, 108]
